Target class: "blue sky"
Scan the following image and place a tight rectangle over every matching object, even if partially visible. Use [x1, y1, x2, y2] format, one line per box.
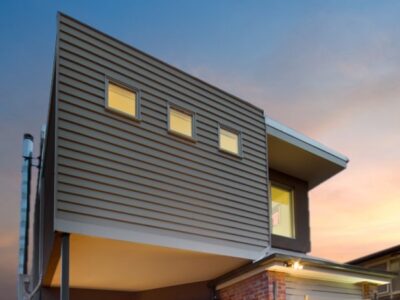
[1, 1, 400, 299]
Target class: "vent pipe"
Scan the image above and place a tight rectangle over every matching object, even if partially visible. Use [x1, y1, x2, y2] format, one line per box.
[18, 133, 34, 275]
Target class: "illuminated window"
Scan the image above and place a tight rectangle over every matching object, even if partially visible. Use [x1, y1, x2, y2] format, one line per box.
[271, 184, 295, 238]
[106, 81, 138, 118]
[219, 127, 240, 155]
[168, 107, 194, 138]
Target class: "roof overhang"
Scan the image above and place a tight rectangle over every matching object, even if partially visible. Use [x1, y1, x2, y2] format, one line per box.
[266, 118, 349, 189]
[215, 253, 395, 290]
[48, 234, 248, 291]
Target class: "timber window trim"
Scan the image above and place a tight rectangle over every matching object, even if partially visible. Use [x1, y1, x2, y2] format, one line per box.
[105, 77, 141, 121]
[218, 124, 243, 158]
[167, 103, 197, 142]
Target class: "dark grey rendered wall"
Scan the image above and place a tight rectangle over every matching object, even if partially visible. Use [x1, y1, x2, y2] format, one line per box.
[54, 13, 270, 258]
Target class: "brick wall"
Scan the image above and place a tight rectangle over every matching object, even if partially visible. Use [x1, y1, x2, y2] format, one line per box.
[267, 272, 286, 300]
[361, 282, 377, 300]
[217, 271, 286, 300]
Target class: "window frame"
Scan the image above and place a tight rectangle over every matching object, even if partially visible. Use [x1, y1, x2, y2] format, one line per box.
[269, 169, 311, 253]
[167, 102, 197, 142]
[218, 124, 243, 158]
[105, 77, 141, 121]
[270, 181, 296, 239]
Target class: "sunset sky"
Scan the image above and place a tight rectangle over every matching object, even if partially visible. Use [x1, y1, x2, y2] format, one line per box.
[1, 1, 399, 299]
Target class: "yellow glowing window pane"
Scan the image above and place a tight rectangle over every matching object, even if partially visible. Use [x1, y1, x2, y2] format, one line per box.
[271, 185, 295, 238]
[108, 82, 136, 117]
[169, 108, 193, 137]
[220, 128, 239, 155]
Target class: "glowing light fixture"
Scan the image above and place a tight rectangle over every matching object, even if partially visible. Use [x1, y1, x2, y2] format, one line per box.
[285, 260, 304, 270]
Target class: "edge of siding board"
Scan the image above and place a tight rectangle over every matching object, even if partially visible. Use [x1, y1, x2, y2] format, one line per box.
[55, 218, 261, 260]
[265, 117, 349, 168]
[54, 12, 62, 234]
[56, 11, 264, 115]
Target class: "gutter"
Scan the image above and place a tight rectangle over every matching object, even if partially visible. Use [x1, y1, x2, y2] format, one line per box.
[212, 253, 396, 289]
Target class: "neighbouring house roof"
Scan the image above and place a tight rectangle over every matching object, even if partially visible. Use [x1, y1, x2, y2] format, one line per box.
[266, 117, 349, 189]
[347, 245, 400, 265]
[213, 249, 396, 290]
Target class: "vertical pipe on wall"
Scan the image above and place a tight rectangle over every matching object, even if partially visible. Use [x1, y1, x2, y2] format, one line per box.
[18, 133, 34, 275]
[61, 233, 70, 300]
[17, 134, 34, 300]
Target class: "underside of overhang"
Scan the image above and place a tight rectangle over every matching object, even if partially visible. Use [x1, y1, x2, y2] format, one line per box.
[266, 118, 349, 189]
[48, 234, 248, 291]
[268, 135, 345, 189]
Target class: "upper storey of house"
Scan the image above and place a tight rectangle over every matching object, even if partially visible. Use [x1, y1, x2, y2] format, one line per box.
[44, 13, 348, 265]
[52, 13, 269, 260]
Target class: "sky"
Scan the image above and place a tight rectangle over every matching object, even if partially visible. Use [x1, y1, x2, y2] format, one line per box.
[1, 0, 399, 298]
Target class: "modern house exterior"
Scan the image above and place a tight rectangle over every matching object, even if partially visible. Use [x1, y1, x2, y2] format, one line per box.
[349, 245, 400, 300]
[18, 12, 395, 300]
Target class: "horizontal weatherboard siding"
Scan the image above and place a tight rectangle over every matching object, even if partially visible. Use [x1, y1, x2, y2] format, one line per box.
[58, 16, 264, 120]
[55, 13, 269, 258]
[286, 276, 362, 300]
[60, 57, 266, 155]
[56, 46, 268, 149]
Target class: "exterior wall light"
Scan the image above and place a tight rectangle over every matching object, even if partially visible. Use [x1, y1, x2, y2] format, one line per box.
[285, 260, 304, 270]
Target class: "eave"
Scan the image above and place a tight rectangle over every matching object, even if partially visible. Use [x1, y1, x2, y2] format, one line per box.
[266, 117, 349, 189]
[214, 252, 395, 290]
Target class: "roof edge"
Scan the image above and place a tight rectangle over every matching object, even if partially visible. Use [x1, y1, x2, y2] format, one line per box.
[347, 244, 400, 265]
[56, 11, 265, 114]
[266, 117, 349, 167]
[213, 252, 396, 288]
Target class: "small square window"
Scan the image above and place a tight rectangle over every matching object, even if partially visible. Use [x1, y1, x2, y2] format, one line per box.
[106, 81, 138, 118]
[168, 106, 194, 138]
[219, 127, 240, 155]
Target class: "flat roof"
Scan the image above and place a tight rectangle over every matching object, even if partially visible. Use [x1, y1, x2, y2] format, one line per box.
[266, 117, 349, 189]
[266, 118, 349, 167]
[348, 244, 400, 265]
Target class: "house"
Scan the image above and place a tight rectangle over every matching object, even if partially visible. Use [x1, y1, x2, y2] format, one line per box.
[18, 12, 394, 300]
[348, 245, 400, 300]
